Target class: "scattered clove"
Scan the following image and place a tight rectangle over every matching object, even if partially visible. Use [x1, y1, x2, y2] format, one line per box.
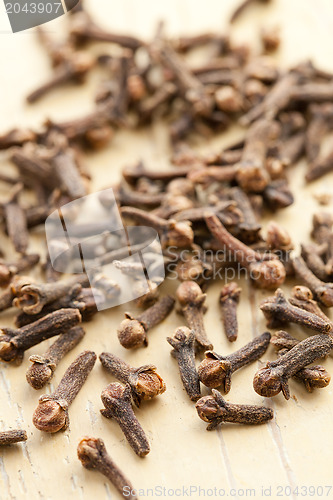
[26, 326, 86, 389]
[0, 430, 27, 446]
[293, 256, 333, 307]
[260, 288, 332, 333]
[271, 330, 331, 392]
[13, 275, 89, 315]
[100, 382, 150, 457]
[176, 281, 213, 350]
[99, 352, 166, 407]
[205, 214, 286, 289]
[0, 308, 81, 364]
[0, 254, 40, 287]
[117, 295, 175, 348]
[77, 437, 138, 500]
[219, 282, 241, 342]
[196, 390, 273, 430]
[253, 334, 333, 399]
[198, 332, 271, 392]
[33, 350, 96, 432]
[167, 327, 201, 401]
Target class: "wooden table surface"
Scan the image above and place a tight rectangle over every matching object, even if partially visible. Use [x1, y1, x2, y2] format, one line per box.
[1, 1, 333, 499]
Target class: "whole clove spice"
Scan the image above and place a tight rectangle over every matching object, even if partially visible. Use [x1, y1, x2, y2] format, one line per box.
[253, 334, 333, 399]
[293, 256, 333, 307]
[198, 332, 271, 392]
[0, 308, 81, 364]
[176, 281, 213, 350]
[196, 390, 273, 430]
[0, 430, 27, 446]
[0, 253, 40, 287]
[15, 286, 103, 327]
[99, 352, 166, 407]
[117, 295, 175, 348]
[235, 119, 280, 192]
[13, 275, 89, 315]
[260, 288, 332, 333]
[100, 382, 150, 457]
[205, 214, 286, 289]
[120, 206, 194, 249]
[77, 437, 137, 500]
[69, 11, 143, 50]
[26, 51, 95, 103]
[271, 330, 331, 392]
[219, 282, 241, 342]
[3, 183, 29, 254]
[167, 327, 201, 401]
[26, 326, 86, 389]
[289, 285, 331, 322]
[0, 275, 32, 313]
[33, 350, 96, 432]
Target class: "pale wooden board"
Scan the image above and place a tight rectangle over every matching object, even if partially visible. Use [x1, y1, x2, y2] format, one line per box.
[1, 1, 333, 499]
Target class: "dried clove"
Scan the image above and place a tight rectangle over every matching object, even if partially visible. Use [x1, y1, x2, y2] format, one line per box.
[205, 214, 286, 289]
[0, 128, 36, 150]
[15, 286, 102, 327]
[0, 430, 27, 446]
[100, 382, 150, 457]
[26, 51, 95, 103]
[253, 334, 333, 399]
[99, 352, 166, 407]
[219, 282, 241, 342]
[176, 281, 213, 350]
[26, 326, 85, 389]
[70, 11, 143, 50]
[117, 295, 175, 348]
[0, 308, 81, 364]
[271, 330, 331, 392]
[198, 332, 271, 392]
[0, 254, 40, 287]
[196, 390, 273, 430]
[167, 327, 201, 401]
[14, 275, 89, 315]
[235, 119, 280, 192]
[260, 288, 332, 333]
[33, 350, 96, 432]
[77, 437, 137, 500]
[3, 183, 29, 254]
[293, 256, 333, 307]
[120, 206, 194, 249]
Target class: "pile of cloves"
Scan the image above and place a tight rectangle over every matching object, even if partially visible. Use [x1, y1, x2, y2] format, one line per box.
[1, 0, 333, 497]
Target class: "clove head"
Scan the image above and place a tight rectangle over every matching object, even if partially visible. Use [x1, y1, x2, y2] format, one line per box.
[162, 220, 194, 248]
[292, 285, 313, 301]
[253, 366, 283, 397]
[316, 285, 333, 307]
[176, 280, 206, 308]
[299, 366, 331, 391]
[117, 316, 147, 349]
[195, 394, 221, 424]
[129, 366, 166, 404]
[249, 259, 286, 289]
[0, 339, 19, 363]
[101, 382, 132, 415]
[26, 356, 55, 389]
[198, 353, 232, 391]
[33, 398, 68, 433]
[77, 436, 105, 470]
